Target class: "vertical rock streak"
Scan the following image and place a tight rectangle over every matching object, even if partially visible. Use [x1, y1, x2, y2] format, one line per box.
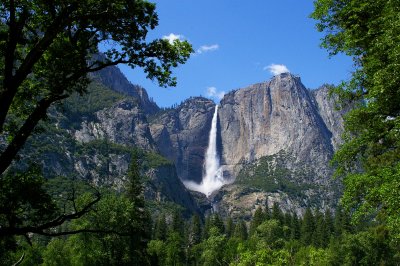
[184, 105, 226, 196]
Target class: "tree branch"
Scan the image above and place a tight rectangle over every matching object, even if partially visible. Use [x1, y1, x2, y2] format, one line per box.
[12, 252, 25, 266]
[86, 59, 130, 73]
[0, 190, 101, 237]
[0, 94, 68, 175]
[0, 3, 78, 132]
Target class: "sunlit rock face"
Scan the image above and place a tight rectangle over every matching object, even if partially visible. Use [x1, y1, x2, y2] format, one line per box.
[219, 73, 336, 182]
[210, 73, 345, 216]
[149, 73, 345, 214]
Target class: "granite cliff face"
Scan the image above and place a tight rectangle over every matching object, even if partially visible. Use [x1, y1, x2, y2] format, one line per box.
[17, 71, 201, 214]
[211, 73, 344, 217]
[310, 85, 345, 150]
[144, 73, 345, 217]
[75, 98, 156, 151]
[149, 97, 215, 184]
[17, 65, 346, 217]
[219, 73, 335, 181]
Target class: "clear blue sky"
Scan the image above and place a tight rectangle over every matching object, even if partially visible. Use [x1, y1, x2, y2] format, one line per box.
[118, 0, 354, 107]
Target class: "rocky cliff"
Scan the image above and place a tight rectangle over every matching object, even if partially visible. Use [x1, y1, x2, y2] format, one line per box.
[144, 73, 345, 218]
[16, 66, 346, 218]
[149, 97, 215, 183]
[17, 74, 201, 214]
[218, 73, 337, 180]
[211, 73, 344, 218]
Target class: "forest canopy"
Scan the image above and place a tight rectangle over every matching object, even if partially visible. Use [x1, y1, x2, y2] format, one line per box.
[311, 0, 400, 244]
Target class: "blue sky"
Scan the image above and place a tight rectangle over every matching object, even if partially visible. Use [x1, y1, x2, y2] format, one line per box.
[118, 0, 354, 107]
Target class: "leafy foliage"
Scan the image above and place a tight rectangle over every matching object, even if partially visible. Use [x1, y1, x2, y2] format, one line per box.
[311, 0, 400, 244]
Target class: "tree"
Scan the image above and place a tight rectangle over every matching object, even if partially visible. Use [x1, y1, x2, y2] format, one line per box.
[170, 209, 184, 237]
[255, 220, 283, 249]
[154, 213, 167, 241]
[300, 208, 314, 246]
[272, 202, 284, 225]
[0, 0, 192, 176]
[249, 207, 264, 236]
[0, 167, 100, 239]
[313, 210, 327, 247]
[200, 227, 226, 266]
[290, 213, 301, 240]
[233, 220, 248, 241]
[225, 217, 234, 238]
[188, 214, 201, 246]
[0, 0, 192, 244]
[125, 152, 151, 265]
[209, 213, 225, 235]
[311, 0, 400, 241]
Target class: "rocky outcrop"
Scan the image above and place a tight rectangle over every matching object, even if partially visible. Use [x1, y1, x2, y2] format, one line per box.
[208, 73, 345, 215]
[211, 185, 306, 220]
[75, 98, 156, 151]
[219, 73, 335, 182]
[310, 85, 345, 150]
[91, 59, 159, 115]
[149, 97, 215, 183]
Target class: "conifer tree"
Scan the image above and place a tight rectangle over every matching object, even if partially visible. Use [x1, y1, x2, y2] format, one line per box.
[272, 202, 284, 224]
[300, 207, 315, 246]
[126, 151, 151, 265]
[290, 212, 301, 240]
[313, 210, 326, 247]
[264, 200, 271, 220]
[203, 216, 211, 240]
[250, 207, 265, 236]
[210, 214, 225, 235]
[324, 209, 334, 237]
[188, 214, 202, 246]
[171, 209, 184, 236]
[233, 220, 248, 240]
[226, 217, 234, 238]
[154, 213, 167, 241]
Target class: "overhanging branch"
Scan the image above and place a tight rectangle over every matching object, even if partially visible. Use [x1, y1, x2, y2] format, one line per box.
[0, 190, 101, 237]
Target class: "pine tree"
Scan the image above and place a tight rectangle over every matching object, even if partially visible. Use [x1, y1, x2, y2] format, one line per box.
[171, 209, 184, 236]
[300, 207, 314, 246]
[250, 207, 265, 236]
[313, 210, 326, 247]
[233, 220, 248, 240]
[203, 216, 211, 240]
[210, 214, 225, 235]
[188, 214, 202, 246]
[264, 201, 271, 220]
[154, 213, 167, 241]
[226, 217, 234, 238]
[290, 212, 301, 240]
[324, 209, 334, 238]
[126, 151, 151, 265]
[272, 202, 284, 224]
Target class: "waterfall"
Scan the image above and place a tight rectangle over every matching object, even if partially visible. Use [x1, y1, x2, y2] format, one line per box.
[184, 105, 226, 196]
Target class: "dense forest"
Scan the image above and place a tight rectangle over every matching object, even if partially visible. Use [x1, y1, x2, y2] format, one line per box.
[2, 0, 400, 265]
[2, 173, 397, 265]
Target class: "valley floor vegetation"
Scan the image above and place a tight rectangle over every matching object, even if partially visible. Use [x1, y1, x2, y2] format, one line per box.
[2, 183, 398, 265]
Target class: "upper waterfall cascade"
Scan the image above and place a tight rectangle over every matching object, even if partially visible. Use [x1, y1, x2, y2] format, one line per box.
[183, 105, 227, 196]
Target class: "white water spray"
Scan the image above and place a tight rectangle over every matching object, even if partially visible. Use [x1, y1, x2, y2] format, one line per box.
[184, 105, 226, 196]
